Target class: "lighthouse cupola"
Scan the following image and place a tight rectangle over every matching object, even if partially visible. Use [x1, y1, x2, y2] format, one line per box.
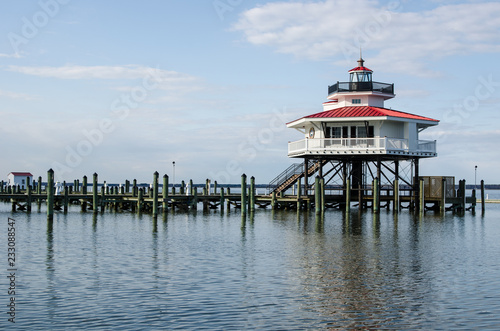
[325, 58, 395, 109]
[349, 57, 373, 85]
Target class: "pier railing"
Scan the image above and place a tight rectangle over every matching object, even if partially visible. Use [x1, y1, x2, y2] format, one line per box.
[288, 137, 436, 156]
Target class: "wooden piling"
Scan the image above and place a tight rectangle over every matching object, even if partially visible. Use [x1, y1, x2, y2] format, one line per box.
[153, 171, 159, 217]
[297, 177, 302, 210]
[180, 180, 185, 195]
[93, 173, 98, 213]
[320, 177, 325, 213]
[189, 179, 194, 195]
[100, 185, 105, 213]
[214, 181, 218, 195]
[271, 191, 277, 210]
[241, 174, 247, 214]
[346, 179, 351, 213]
[220, 188, 225, 212]
[373, 177, 379, 214]
[47, 169, 55, 219]
[26, 184, 32, 212]
[163, 175, 169, 211]
[137, 188, 143, 213]
[64, 186, 69, 213]
[393, 179, 399, 212]
[315, 176, 321, 214]
[250, 176, 255, 212]
[133, 179, 137, 197]
[481, 180, 485, 214]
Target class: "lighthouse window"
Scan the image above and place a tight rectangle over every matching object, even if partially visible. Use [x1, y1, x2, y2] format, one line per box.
[352, 99, 361, 104]
[332, 127, 341, 138]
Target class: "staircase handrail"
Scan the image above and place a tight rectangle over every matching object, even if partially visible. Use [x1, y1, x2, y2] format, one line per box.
[267, 163, 304, 192]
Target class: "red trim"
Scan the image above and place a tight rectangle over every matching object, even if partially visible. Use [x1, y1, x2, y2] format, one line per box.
[8, 172, 33, 177]
[287, 106, 439, 124]
[348, 66, 372, 72]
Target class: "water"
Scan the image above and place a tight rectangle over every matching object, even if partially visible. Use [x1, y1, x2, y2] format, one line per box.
[2, 198, 500, 330]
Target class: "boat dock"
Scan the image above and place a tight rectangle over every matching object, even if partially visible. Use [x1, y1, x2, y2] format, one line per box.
[0, 169, 484, 220]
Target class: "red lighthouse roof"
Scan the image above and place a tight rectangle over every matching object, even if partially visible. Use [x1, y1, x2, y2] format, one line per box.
[287, 106, 439, 126]
[348, 66, 372, 72]
[348, 56, 372, 72]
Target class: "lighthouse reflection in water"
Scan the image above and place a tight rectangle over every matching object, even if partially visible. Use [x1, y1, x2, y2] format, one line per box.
[4, 201, 500, 330]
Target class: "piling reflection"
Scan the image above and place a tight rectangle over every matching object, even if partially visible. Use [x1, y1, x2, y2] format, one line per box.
[292, 209, 436, 328]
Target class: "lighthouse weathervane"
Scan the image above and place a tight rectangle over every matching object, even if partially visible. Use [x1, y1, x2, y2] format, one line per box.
[270, 57, 439, 211]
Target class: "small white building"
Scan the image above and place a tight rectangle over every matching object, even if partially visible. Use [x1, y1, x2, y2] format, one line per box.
[7, 172, 33, 189]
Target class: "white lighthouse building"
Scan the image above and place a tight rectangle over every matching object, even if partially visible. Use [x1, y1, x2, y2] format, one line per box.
[269, 58, 439, 208]
[287, 57, 438, 158]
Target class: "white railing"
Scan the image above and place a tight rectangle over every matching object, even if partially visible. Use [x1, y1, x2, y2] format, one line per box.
[288, 137, 436, 155]
[417, 140, 437, 152]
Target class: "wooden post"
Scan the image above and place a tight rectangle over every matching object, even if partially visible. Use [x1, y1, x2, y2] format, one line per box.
[133, 179, 137, 197]
[64, 186, 69, 213]
[163, 175, 169, 211]
[125, 180, 130, 193]
[440, 178, 446, 214]
[393, 179, 399, 212]
[153, 171, 159, 217]
[206, 179, 210, 195]
[320, 177, 325, 213]
[315, 176, 321, 214]
[373, 177, 379, 214]
[304, 158, 309, 195]
[346, 179, 351, 213]
[189, 179, 194, 196]
[271, 191, 277, 210]
[461, 179, 466, 212]
[481, 180, 485, 214]
[100, 185, 105, 213]
[27, 184, 32, 213]
[47, 169, 54, 220]
[297, 177, 302, 210]
[137, 188, 143, 213]
[193, 187, 198, 209]
[180, 180, 185, 195]
[241, 174, 247, 215]
[92, 173, 98, 213]
[250, 176, 255, 212]
[220, 188, 225, 212]
[214, 181, 218, 195]
[419, 178, 425, 214]
[358, 183, 362, 209]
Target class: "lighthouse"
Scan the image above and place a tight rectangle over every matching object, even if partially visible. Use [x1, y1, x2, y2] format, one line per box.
[269, 57, 439, 210]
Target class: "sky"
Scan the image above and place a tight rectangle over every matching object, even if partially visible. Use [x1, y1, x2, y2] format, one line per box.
[0, 0, 499, 185]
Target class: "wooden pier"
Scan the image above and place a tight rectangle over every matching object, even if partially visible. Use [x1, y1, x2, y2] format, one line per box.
[0, 170, 483, 219]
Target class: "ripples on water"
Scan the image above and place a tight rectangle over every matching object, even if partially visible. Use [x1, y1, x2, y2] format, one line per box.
[2, 203, 500, 330]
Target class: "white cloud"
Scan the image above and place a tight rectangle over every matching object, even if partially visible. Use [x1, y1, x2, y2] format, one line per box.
[6, 64, 198, 82]
[0, 53, 21, 58]
[233, 0, 500, 76]
[0, 89, 39, 100]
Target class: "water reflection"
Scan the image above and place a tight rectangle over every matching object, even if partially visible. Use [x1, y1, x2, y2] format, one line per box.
[4, 203, 499, 330]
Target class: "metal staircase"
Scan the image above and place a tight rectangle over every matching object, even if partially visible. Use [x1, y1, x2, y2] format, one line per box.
[267, 160, 327, 195]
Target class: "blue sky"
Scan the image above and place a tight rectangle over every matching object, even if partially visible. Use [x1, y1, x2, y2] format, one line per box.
[1, 0, 499, 185]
